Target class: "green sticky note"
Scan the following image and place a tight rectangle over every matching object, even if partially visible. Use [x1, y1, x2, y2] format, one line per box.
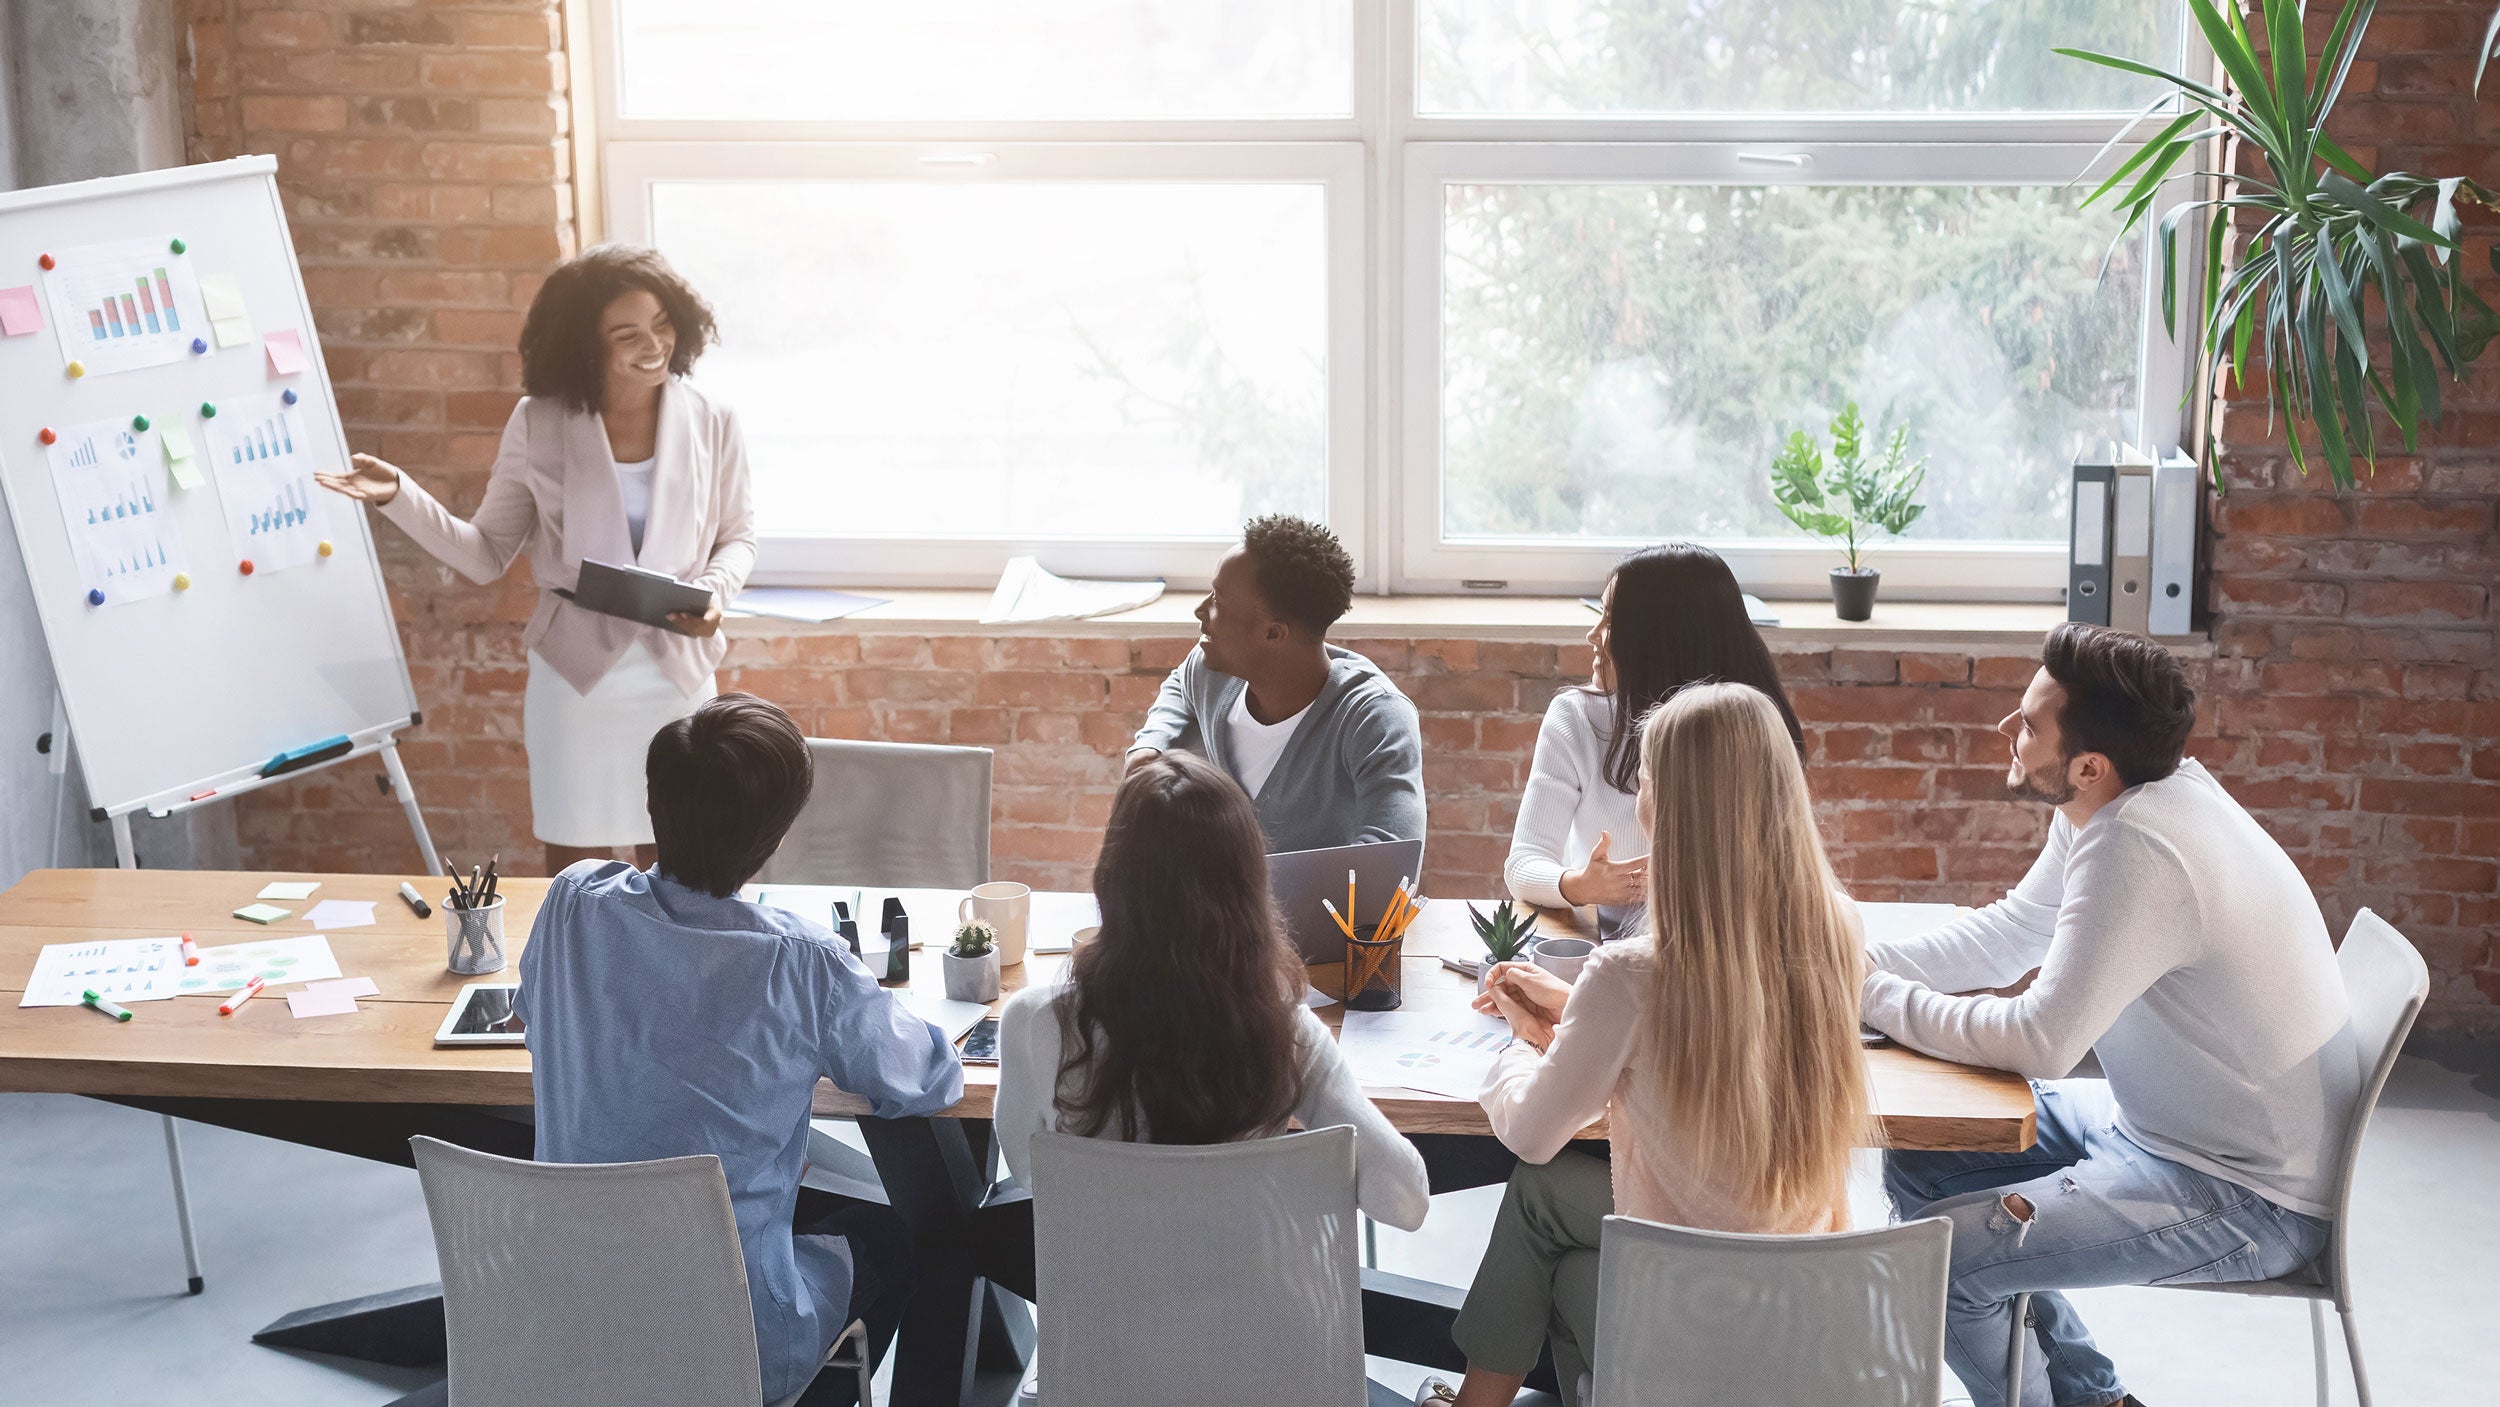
[167, 455, 204, 491]
[161, 424, 193, 463]
[232, 903, 291, 924]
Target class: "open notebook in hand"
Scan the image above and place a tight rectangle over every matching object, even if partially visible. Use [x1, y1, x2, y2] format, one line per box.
[558, 559, 712, 629]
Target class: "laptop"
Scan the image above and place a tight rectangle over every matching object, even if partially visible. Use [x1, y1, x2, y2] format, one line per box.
[1268, 838, 1426, 963]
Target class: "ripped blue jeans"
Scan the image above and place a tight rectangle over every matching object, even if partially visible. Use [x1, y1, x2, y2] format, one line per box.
[1885, 1080, 2329, 1407]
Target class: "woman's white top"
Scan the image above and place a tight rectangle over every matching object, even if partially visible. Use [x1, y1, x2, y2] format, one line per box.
[1505, 689, 1645, 921]
[1226, 690, 1311, 799]
[995, 977, 1432, 1231]
[615, 455, 658, 554]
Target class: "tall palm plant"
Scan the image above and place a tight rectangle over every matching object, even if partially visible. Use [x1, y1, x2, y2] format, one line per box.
[2062, 0, 2496, 490]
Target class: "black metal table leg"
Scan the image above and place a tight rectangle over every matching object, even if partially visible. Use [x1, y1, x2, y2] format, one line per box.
[858, 1113, 1032, 1406]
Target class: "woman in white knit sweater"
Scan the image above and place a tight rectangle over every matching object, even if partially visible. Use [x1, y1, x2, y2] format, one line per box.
[996, 750, 1429, 1235]
[1506, 543, 1802, 940]
[1419, 683, 1868, 1407]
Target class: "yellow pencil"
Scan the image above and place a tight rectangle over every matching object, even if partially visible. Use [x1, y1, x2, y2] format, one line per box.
[1380, 877, 1413, 937]
[1321, 897, 1357, 940]
[1393, 894, 1428, 942]
[1347, 869, 1356, 927]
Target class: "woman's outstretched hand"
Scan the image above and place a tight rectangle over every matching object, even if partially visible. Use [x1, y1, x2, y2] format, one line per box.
[315, 453, 404, 506]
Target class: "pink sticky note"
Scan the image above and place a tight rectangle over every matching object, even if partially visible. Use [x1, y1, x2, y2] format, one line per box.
[287, 985, 360, 1018]
[265, 328, 308, 375]
[308, 976, 379, 999]
[0, 285, 40, 337]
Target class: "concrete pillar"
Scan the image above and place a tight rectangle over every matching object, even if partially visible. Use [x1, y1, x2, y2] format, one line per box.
[4, 0, 185, 186]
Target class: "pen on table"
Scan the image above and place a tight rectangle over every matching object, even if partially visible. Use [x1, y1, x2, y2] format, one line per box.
[218, 975, 265, 1016]
[398, 882, 431, 919]
[82, 989, 133, 1022]
[179, 932, 199, 966]
[482, 855, 499, 906]
[469, 864, 483, 906]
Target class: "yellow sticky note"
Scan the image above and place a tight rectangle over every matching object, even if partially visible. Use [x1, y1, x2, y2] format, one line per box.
[203, 274, 255, 349]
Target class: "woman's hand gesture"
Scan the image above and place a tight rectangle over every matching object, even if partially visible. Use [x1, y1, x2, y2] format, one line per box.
[1471, 960, 1572, 1052]
[1559, 830, 1646, 908]
[315, 453, 404, 506]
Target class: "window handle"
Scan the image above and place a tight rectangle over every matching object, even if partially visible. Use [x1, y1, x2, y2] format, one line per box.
[1735, 151, 1813, 167]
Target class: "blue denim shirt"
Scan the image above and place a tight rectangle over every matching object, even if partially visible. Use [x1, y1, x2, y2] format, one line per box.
[516, 862, 963, 1402]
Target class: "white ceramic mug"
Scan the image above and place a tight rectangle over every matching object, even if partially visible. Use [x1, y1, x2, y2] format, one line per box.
[1529, 935, 1596, 984]
[957, 881, 1031, 967]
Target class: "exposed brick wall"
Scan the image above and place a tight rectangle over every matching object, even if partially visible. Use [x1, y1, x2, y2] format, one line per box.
[179, 1, 2495, 1037]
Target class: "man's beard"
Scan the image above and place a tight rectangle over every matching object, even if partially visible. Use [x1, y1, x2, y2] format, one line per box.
[2007, 757, 2076, 805]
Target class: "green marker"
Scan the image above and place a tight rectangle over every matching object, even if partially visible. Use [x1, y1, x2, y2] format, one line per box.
[83, 989, 133, 1022]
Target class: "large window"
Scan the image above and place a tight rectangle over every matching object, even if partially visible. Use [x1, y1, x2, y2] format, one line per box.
[595, 1, 2199, 597]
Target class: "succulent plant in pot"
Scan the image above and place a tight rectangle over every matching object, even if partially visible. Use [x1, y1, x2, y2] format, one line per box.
[943, 920, 1001, 1003]
[1467, 900, 1541, 992]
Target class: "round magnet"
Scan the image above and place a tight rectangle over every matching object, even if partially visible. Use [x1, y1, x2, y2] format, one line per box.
[200, 402, 217, 418]
[317, 540, 335, 558]
[173, 572, 191, 591]
[86, 588, 104, 606]
[66, 360, 85, 379]
[238, 560, 255, 576]
[131, 414, 150, 432]
[191, 337, 207, 354]
[37, 427, 56, 445]
[281, 389, 299, 405]
[170, 238, 187, 254]
[38, 253, 55, 270]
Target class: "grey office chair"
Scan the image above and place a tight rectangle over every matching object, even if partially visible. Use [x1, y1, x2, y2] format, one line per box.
[1027, 1126, 1366, 1406]
[410, 1136, 873, 1407]
[2004, 908, 2428, 1407]
[1593, 1214, 1952, 1407]
[759, 738, 994, 1205]
[756, 737, 992, 889]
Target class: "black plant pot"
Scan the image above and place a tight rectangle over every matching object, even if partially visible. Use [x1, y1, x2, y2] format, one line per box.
[1830, 567, 1880, 622]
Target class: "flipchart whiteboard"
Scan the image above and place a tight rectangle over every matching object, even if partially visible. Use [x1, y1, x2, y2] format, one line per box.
[0, 157, 421, 821]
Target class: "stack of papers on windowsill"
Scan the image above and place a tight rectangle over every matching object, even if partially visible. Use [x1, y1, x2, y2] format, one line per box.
[982, 556, 1163, 624]
[730, 587, 890, 623]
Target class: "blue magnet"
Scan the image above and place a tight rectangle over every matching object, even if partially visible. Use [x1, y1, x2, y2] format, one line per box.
[191, 337, 207, 354]
[281, 389, 299, 405]
[86, 588, 104, 606]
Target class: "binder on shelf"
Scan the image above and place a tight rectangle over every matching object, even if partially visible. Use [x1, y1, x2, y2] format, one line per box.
[2110, 449, 2155, 636]
[2068, 453, 2115, 625]
[2148, 452, 2199, 636]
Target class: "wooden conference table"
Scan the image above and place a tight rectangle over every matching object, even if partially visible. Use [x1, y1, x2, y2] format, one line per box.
[0, 869, 2034, 1405]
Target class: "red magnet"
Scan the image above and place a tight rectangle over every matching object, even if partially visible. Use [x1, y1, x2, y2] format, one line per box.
[38, 253, 55, 270]
[238, 560, 255, 576]
[37, 427, 56, 445]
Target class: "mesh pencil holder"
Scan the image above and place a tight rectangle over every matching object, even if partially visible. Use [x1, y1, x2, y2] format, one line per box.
[445, 896, 506, 976]
[1342, 924, 1402, 1012]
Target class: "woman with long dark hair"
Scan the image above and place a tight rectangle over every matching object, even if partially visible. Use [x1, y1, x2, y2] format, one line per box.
[1505, 542, 1801, 940]
[994, 750, 1428, 1226]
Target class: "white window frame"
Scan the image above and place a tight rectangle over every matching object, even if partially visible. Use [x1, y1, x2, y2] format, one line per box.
[590, 0, 2204, 600]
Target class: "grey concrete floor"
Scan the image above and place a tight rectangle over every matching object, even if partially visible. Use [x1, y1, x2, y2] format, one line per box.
[6, 1047, 2497, 1405]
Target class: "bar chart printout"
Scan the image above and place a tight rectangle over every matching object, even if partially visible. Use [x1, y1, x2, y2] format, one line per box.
[202, 391, 327, 573]
[38, 235, 211, 376]
[44, 415, 190, 605]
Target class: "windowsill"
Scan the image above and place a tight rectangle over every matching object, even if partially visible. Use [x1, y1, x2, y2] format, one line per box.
[727, 589, 2211, 652]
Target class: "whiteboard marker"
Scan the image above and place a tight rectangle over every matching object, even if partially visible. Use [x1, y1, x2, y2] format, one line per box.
[82, 990, 133, 1022]
[180, 933, 199, 966]
[397, 882, 431, 919]
[219, 975, 265, 1016]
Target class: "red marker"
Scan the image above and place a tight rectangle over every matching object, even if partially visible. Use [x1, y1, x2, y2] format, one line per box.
[219, 975, 265, 1015]
[180, 933, 199, 966]
[189, 789, 216, 802]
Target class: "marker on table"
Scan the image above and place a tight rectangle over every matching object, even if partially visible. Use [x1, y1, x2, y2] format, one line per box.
[180, 933, 199, 966]
[219, 975, 265, 1016]
[82, 990, 133, 1022]
[398, 882, 431, 919]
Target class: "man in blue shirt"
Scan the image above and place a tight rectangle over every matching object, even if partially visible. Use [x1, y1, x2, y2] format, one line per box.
[518, 692, 964, 1405]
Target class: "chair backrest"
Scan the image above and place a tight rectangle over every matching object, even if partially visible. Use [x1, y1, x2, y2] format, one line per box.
[2319, 907, 2430, 1302]
[1030, 1126, 1364, 1407]
[410, 1136, 765, 1407]
[1593, 1214, 1952, 1407]
[755, 737, 992, 889]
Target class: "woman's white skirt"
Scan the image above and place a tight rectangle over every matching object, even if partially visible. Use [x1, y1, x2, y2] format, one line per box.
[524, 645, 716, 847]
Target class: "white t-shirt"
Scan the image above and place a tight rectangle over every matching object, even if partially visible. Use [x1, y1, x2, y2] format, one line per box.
[1226, 689, 1310, 799]
[616, 456, 658, 554]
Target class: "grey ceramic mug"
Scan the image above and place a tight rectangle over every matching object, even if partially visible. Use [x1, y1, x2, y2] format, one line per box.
[1529, 935, 1597, 983]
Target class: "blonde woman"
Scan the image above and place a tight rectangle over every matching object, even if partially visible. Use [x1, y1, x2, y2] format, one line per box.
[1415, 682, 1869, 1407]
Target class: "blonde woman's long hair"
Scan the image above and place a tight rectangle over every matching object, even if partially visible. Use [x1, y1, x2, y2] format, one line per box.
[1640, 682, 1869, 1227]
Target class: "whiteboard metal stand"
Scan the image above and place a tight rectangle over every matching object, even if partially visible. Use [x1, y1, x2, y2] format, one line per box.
[53, 697, 441, 1298]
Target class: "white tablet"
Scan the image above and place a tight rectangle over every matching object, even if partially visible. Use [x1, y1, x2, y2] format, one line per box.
[435, 983, 526, 1047]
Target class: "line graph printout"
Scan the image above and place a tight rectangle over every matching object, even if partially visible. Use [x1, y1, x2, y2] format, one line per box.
[46, 415, 191, 604]
[40, 235, 212, 376]
[202, 391, 327, 572]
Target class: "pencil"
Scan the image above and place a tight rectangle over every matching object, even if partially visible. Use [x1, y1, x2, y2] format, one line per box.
[1321, 898, 1357, 941]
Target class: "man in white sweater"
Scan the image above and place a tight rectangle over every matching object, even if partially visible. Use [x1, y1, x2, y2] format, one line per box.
[1865, 623, 2354, 1407]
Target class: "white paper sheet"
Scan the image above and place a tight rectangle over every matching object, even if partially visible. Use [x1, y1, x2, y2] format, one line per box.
[202, 392, 329, 574]
[300, 899, 376, 929]
[45, 415, 191, 606]
[1336, 1009, 1515, 1099]
[19, 937, 186, 1007]
[981, 556, 1163, 624]
[257, 880, 320, 900]
[41, 235, 212, 376]
[1026, 892, 1101, 954]
[900, 990, 991, 1042]
[175, 935, 342, 994]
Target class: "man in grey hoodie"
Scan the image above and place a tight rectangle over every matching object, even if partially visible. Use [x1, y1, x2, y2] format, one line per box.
[1126, 515, 1425, 853]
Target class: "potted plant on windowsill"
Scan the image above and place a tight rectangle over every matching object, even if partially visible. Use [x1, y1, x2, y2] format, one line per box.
[944, 920, 1001, 1003]
[1466, 900, 1540, 994]
[1768, 402, 1927, 622]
